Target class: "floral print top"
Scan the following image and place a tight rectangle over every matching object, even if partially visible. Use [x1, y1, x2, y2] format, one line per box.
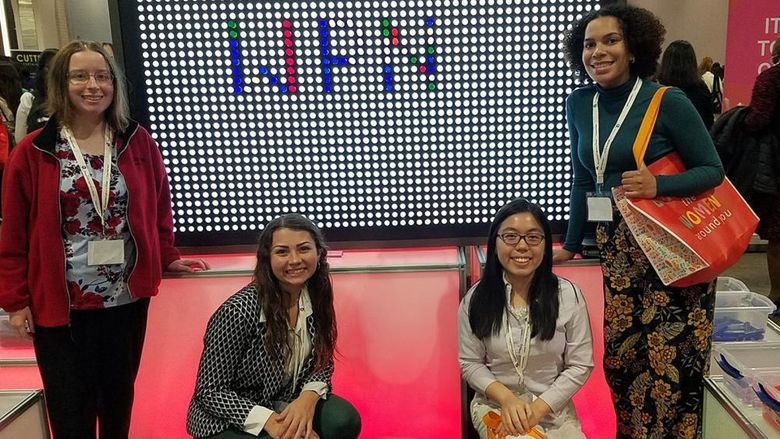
[57, 132, 136, 309]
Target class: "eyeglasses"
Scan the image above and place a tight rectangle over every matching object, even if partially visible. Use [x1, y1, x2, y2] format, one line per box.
[67, 70, 113, 85]
[497, 232, 545, 247]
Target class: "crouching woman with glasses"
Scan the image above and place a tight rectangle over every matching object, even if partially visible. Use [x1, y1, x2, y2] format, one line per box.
[459, 199, 594, 439]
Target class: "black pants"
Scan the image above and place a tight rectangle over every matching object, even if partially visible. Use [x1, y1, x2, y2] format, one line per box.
[33, 299, 150, 439]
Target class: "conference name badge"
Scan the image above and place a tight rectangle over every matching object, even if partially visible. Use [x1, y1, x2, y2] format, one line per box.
[586, 194, 613, 222]
[87, 240, 125, 265]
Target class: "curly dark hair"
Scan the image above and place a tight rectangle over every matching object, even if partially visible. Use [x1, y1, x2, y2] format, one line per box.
[562, 5, 666, 83]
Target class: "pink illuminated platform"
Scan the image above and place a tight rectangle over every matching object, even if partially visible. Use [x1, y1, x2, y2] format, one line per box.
[0, 246, 618, 438]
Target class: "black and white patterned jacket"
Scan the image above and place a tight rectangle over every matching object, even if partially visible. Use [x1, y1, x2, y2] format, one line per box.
[186, 283, 334, 438]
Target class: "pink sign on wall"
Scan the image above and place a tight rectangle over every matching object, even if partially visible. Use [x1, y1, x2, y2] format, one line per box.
[724, 0, 780, 108]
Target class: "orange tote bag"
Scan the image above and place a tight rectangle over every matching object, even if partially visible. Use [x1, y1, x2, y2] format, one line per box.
[612, 87, 759, 287]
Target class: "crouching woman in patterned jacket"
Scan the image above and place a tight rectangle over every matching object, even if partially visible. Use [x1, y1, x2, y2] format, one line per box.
[187, 214, 361, 439]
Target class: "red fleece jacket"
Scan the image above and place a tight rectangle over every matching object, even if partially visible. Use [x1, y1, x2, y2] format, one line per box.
[0, 118, 181, 327]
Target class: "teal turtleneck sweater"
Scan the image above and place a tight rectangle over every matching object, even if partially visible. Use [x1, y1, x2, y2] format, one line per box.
[562, 77, 724, 254]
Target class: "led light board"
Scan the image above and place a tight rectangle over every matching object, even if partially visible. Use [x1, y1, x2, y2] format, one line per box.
[119, 0, 600, 246]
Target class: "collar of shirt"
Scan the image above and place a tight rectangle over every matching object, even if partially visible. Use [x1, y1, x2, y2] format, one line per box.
[501, 271, 515, 308]
[502, 271, 529, 319]
[257, 285, 314, 325]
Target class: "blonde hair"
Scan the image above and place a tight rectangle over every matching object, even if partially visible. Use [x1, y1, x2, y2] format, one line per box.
[698, 56, 714, 75]
[47, 40, 129, 132]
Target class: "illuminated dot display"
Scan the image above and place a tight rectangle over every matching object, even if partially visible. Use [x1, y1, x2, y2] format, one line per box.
[131, 0, 598, 245]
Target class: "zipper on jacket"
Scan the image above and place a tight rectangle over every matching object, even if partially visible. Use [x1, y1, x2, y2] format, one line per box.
[33, 141, 73, 326]
[118, 125, 141, 299]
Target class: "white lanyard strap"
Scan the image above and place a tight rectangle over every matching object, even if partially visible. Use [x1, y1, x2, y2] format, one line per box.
[592, 77, 643, 187]
[62, 126, 114, 234]
[505, 308, 531, 385]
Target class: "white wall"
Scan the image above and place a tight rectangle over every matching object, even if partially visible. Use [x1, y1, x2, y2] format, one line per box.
[629, 0, 729, 64]
[65, 0, 111, 43]
[32, 0, 62, 49]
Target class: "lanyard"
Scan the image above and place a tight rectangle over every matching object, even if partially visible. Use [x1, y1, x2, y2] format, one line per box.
[505, 307, 531, 386]
[592, 77, 642, 190]
[62, 126, 114, 236]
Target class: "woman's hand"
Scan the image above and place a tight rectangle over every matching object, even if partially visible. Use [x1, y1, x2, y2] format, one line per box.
[622, 164, 657, 199]
[166, 258, 210, 272]
[264, 412, 320, 439]
[9, 306, 34, 339]
[552, 248, 575, 265]
[276, 391, 320, 439]
[498, 394, 537, 436]
[263, 413, 285, 439]
[491, 398, 550, 438]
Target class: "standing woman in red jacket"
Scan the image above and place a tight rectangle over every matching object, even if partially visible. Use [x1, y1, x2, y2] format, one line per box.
[0, 40, 208, 438]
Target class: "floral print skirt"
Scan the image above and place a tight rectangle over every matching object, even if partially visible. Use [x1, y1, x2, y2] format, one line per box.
[596, 214, 715, 439]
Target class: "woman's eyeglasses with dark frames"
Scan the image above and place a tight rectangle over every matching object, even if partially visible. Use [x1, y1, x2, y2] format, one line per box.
[497, 232, 545, 247]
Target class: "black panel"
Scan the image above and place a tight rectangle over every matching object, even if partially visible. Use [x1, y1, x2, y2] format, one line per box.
[111, 0, 600, 246]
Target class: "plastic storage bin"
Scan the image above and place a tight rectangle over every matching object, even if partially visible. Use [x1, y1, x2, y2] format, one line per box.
[716, 276, 750, 292]
[713, 291, 777, 342]
[754, 372, 780, 432]
[714, 343, 780, 407]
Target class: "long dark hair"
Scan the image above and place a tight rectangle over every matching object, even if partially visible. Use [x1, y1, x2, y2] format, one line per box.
[0, 59, 22, 114]
[252, 214, 336, 371]
[33, 49, 58, 97]
[657, 40, 707, 89]
[562, 5, 666, 83]
[711, 62, 725, 81]
[469, 199, 559, 341]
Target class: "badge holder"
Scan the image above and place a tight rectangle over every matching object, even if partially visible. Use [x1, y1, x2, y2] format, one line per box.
[586, 185, 613, 222]
[88, 239, 125, 265]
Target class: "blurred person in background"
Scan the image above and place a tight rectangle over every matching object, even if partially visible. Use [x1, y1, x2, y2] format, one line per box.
[744, 36, 780, 316]
[16, 48, 59, 141]
[0, 57, 22, 234]
[699, 56, 716, 93]
[657, 40, 714, 129]
[101, 42, 115, 58]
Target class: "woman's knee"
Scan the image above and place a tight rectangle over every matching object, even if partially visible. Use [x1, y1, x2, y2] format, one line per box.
[317, 394, 361, 439]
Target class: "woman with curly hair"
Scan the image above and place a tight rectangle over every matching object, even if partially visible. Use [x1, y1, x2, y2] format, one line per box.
[554, 5, 724, 438]
[187, 214, 361, 439]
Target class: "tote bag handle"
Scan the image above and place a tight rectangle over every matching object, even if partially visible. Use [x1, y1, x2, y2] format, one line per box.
[631, 86, 669, 169]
